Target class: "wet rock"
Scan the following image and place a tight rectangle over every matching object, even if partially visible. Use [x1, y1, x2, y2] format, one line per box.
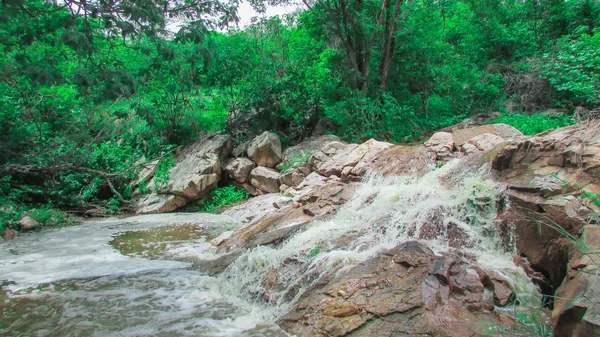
[280, 241, 504, 337]
[425, 132, 454, 160]
[488, 271, 515, 306]
[249, 167, 281, 193]
[248, 131, 283, 168]
[18, 216, 40, 231]
[461, 133, 506, 155]
[553, 225, 600, 337]
[192, 251, 242, 276]
[452, 123, 522, 147]
[224, 157, 256, 183]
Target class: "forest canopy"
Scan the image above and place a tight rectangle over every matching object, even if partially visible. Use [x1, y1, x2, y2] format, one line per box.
[1, 0, 599, 225]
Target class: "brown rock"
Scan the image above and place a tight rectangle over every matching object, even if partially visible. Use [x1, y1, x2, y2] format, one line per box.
[461, 133, 506, 154]
[224, 157, 256, 183]
[249, 166, 281, 193]
[247, 131, 283, 168]
[425, 132, 454, 159]
[2, 229, 16, 240]
[553, 225, 600, 337]
[452, 123, 522, 147]
[18, 216, 40, 231]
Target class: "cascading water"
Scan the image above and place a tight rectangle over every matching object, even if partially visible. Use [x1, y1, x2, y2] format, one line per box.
[0, 161, 541, 336]
[211, 159, 540, 322]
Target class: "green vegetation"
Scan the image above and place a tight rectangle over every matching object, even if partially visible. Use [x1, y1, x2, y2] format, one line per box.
[307, 247, 321, 258]
[196, 185, 250, 213]
[489, 113, 576, 135]
[279, 152, 313, 172]
[1, 0, 599, 230]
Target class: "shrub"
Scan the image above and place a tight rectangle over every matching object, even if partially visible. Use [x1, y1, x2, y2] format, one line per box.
[198, 185, 250, 213]
[488, 112, 575, 135]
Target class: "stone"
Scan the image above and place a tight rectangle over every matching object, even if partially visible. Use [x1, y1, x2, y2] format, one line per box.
[317, 139, 393, 179]
[134, 194, 188, 214]
[308, 141, 350, 172]
[552, 225, 600, 337]
[452, 123, 522, 147]
[133, 134, 231, 213]
[280, 241, 502, 337]
[18, 216, 40, 231]
[461, 133, 506, 154]
[222, 194, 292, 224]
[249, 167, 281, 193]
[232, 141, 250, 158]
[2, 229, 16, 241]
[247, 131, 283, 168]
[224, 157, 256, 183]
[425, 132, 454, 159]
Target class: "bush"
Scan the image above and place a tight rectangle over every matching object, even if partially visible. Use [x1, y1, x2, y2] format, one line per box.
[197, 185, 250, 213]
[488, 112, 575, 135]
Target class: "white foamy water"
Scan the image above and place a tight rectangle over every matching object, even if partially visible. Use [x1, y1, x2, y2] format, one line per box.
[213, 160, 541, 320]
[0, 160, 541, 336]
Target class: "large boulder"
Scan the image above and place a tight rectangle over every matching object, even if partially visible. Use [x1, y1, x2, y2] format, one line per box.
[316, 139, 393, 180]
[134, 134, 231, 214]
[224, 157, 255, 183]
[18, 216, 40, 231]
[280, 241, 511, 337]
[452, 123, 522, 147]
[247, 131, 283, 168]
[249, 166, 281, 193]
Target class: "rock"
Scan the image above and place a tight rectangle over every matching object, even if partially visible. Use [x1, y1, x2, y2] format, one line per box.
[282, 135, 341, 168]
[232, 181, 261, 196]
[232, 141, 250, 158]
[311, 117, 337, 137]
[317, 139, 393, 179]
[249, 167, 281, 193]
[552, 225, 600, 337]
[492, 122, 600, 289]
[308, 141, 350, 172]
[134, 194, 188, 214]
[425, 132, 454, 160]
[280, 241, 503, 337]
[222, 194, 292, 223]
[369, 145, 435, 178]
[133, 134, 231, 213]
[488, 271, 515, 306]
[224, 157, 256, 183]
[132, 158, 159, 192]
[461, 133, 506, 154]
[2, 229, 16, 241]
[18, 216, 40, 231]
[247, 131, 283, 168]
[452, 123, 522, 147]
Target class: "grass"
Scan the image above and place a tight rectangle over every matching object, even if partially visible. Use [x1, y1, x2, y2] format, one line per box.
[488, 112, 576, 135]
[0, 203, 75, 233]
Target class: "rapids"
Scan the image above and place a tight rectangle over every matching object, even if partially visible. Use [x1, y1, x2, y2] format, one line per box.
[0, 161, 541, 336]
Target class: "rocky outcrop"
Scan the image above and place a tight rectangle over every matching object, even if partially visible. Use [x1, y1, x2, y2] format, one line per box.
[461, 133, 506, 154]
[224, 157, 255, 183]
[492, 122, 600, 288]
[247, 131, 283, 168]
[249, 167, 281, 193]
[134, 134, 231, 214]
[280, 241, 511, 337]
[552, 225, 600, 337]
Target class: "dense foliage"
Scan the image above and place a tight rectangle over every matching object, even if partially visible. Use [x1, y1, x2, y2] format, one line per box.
[1, 0, 599, 228]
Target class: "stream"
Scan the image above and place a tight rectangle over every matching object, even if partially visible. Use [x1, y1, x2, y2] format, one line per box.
[0, 214, 288, 337]
[1, 161, 542, 336]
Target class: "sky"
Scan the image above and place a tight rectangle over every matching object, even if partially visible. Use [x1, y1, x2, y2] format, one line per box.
[236, 2, 301, 27]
